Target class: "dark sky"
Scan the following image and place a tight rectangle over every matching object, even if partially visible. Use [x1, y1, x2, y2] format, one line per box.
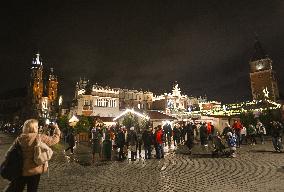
[1, 0, 284, 103]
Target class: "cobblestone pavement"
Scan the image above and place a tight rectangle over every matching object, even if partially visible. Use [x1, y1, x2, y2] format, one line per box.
[1, 133, 284, 192]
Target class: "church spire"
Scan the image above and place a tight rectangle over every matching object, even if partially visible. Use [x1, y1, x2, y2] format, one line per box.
[32, 52, 43, 65]
[251, 34, 268, 62]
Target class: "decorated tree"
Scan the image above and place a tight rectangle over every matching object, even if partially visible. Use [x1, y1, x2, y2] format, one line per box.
[240, 112, 256, 128]
[122, 113, 139, 130]
[57, 115, 69, 134]
[140, 118, 151, 130]
[74, 116, 91, 133]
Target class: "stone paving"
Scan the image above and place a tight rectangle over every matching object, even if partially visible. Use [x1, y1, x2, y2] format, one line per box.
[1, 133, 284, 192]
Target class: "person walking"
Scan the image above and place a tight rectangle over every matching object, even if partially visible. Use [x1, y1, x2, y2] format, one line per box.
[240, 126, 247, 145]
[271, 121, 283, 152]
[4, 119, 61, 192]
[142, 127, 154, 159]
[65, 130, 75, 154]
[247, 124, 257, 145]
[256, 120, 266, 144]
[127, 127, 138, 161]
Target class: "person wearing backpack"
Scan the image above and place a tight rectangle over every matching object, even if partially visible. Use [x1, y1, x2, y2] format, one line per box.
[4, 119, 61, 192]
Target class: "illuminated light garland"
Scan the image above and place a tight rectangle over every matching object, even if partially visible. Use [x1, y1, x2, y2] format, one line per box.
[197, 99, 282, 117]
[113, 109, 149, 121]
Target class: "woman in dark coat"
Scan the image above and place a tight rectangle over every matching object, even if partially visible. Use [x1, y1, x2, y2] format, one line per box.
[173, 125, 181, 146]
[115, 128, 126, 160]
[102, 128, 112, 160]
[65, 131, 75, 154]
[199, 122, 208, 148]
[91, 127, 102, 162]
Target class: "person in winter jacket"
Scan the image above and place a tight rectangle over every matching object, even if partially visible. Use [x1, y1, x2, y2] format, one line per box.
[91, 127, 102, 162]
[240, 126, 247, 145]
[115, 127, 126, 160]
[173, 125, 181, 146]
[155, 125, 164, 159]
[64, 130, 75, 154]
[207, 122, 215, 141]
[232, 120, 243, 147]
[142, 127, 154, 159]
[163, 123, 172, 147]
[136, 129, 143, 158]
[247, 124, 257, 145]
[4, 119, 61, 192]
[270, 121, 283, 152]
[256, 120, 266, 144]
[184, 122, 196, 154]
[127, 127, 138, 161]
[102, 127, 112, 160]
[222, 122, 232, 138]
[227, 131, 237, 158]
[199, 122, 208, 148]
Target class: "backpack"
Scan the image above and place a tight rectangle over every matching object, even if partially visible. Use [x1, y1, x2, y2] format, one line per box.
[34, 135, 53, 166]
[0, 138, 23, 181]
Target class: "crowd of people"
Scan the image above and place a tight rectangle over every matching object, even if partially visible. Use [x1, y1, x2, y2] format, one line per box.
[61, 119, 284, 162]
[1, 117, 284, 192]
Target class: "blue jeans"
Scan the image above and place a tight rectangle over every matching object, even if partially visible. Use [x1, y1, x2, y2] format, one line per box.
[272, 137, 283, 151]
[157, 144, 164, 159]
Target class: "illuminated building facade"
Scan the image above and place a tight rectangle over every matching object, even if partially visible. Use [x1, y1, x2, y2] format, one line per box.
[152, 83, 190, 114]
[73, 79, 153, 117]
[74, 81, 120, 117]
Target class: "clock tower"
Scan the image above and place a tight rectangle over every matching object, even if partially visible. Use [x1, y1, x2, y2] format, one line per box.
[249, 37, 279, 101]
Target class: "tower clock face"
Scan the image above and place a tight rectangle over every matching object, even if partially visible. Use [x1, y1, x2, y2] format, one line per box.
[256, 62, 264, 70]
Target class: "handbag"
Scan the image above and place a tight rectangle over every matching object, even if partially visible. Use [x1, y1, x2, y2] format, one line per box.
[0, 138, 23, 181]
[34, 135, 53, 166]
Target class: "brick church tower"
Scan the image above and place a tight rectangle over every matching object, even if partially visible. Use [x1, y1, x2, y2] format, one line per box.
[249, 37, 279, 101]
[30, 53, 44, 112]
[47, 68, 58, 104]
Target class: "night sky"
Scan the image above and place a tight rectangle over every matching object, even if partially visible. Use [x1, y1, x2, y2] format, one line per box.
[1, 0, 284, 103]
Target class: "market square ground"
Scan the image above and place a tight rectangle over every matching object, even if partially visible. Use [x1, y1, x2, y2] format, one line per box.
[1, 133, 284, 192]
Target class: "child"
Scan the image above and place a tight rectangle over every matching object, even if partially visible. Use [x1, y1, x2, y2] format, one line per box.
[227, 132, 237, 158]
